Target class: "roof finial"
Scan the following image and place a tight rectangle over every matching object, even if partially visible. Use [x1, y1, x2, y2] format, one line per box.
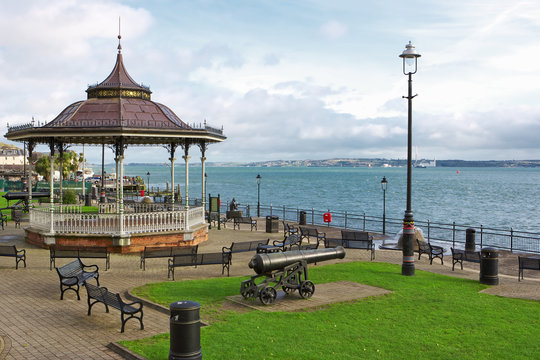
[117, 16, 122, 53]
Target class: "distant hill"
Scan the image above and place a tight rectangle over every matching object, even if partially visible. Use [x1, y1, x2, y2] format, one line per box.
[95, 159, 540, 168]
[237, 158, 540, 168]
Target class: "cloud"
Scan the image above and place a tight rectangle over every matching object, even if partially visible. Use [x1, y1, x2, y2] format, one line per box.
[319, 20, 347, 39]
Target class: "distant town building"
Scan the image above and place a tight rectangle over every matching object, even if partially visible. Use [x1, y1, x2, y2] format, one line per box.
[0, 144, 24, 166]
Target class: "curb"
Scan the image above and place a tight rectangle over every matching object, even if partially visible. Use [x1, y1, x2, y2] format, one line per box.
[106, 342, 148, 360]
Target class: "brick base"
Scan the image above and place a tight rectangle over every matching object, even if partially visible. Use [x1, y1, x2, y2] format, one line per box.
[24, 224, 208, 253]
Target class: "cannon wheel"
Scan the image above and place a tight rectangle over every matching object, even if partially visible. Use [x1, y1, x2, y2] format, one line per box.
[240, 281, 256, 299]
[299, 280, 315, 299]
[259, 286, 277, 305]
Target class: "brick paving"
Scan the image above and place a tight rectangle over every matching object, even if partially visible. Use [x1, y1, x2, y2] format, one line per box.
[0, 219, 538, 359]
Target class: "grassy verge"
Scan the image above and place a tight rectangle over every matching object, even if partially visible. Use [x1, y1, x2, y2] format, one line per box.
[0, 192, 98, 219]
[122, 262, 539, 359]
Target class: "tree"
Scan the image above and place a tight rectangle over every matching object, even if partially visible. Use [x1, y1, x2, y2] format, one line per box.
[34, 151, 82, 181]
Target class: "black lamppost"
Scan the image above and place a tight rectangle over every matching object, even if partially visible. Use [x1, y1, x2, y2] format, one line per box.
[146, 171, 151, 194]
[399, 41, 421, 276]
[256, 174, 261, 217]
[381, 176, 388, 235]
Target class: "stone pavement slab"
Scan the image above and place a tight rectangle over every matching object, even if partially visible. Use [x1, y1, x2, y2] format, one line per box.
[227, 281, 392, 312]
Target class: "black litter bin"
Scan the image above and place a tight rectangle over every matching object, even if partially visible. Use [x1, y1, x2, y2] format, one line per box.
[480, 247, 499, 285]
[169, 301, 202, 360]
[266, 215, 279, 233]
[299, 211, 306, 225]
[465, 228, 476, 252]
[85, 194, 92, 206]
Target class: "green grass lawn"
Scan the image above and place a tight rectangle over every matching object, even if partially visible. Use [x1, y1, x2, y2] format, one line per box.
[122, 262, 539, 359]
[0, 192, 98, 219]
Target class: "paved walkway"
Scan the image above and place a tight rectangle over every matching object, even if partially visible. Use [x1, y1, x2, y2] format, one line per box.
[0, 220, 538, 359]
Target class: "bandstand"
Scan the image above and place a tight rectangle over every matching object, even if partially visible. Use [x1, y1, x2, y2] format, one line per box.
[5, 36, 226, 253]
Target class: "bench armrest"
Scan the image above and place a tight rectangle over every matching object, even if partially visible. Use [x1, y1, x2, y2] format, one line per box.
[222, 245, 232, 253]
[83, 264, 99, 273]
[272, 239, 284, 246]
[17, 249, 26, 256]
[123, 299, 143, 309]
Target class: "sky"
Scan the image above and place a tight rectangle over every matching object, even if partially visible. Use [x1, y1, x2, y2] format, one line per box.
[1, 0, 540, 164]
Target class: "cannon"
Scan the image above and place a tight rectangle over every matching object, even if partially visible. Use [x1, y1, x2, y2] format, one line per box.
[240, 246, 346, 305]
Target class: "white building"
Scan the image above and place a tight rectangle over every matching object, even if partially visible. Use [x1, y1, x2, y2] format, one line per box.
[0, 145, 24, 166]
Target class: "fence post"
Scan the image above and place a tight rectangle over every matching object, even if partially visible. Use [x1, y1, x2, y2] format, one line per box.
[510, 228, 513, 252]
[363, 212, 366, 231]
[283, 205, 285, 221]
[270, 204, 272, 216]
[452, 222, 456, 248]
[246, 204, 250, 217]
[297, 207, 299, 222]
[480, 225, 483, 248]
[311, 208, 314, 225]
[345, 210, 348, 229]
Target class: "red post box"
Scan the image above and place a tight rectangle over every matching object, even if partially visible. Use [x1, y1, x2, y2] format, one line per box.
[323, 212, 332, 223]
[140, 189, 145, 197]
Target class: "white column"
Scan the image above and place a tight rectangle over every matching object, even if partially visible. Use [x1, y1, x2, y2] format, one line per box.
[115, 155, 120, 213]
[170, 156, 176, 205]
[201, 156, 206, 210]
[49, 152, 55, 234]
[27, 154, 33, 208]
[58, 150, 63, 212]
[118, 155, 125, 235]
[183, 154, 190, 210]
[82, 144, 85, 199]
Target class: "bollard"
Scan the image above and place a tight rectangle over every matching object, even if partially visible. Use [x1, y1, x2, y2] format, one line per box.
[479, 247, 499, 285]
[465, 228, 476, 252]
[169, 301, 202, 360]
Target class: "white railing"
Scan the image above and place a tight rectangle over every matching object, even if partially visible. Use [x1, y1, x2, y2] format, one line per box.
[30, 208, 51, 231]
[29, 206, 204, 235]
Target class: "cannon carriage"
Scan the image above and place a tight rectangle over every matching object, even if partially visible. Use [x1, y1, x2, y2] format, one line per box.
[240, 246, 345, 305]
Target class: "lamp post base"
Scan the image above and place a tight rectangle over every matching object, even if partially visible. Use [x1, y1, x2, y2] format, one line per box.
[402, 212, 415, 276]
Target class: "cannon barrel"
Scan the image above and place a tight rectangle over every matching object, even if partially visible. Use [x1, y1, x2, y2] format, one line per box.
[248, 246, 346, 274]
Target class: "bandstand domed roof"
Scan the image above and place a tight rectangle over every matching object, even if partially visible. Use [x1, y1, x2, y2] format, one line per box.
[5, 37, 225, 146]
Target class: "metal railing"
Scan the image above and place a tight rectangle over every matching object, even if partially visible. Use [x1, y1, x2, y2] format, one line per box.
[219, 202, 540, 254]
[30, 205, 203, 235]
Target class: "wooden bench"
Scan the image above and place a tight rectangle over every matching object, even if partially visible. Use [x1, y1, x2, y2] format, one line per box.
[416, 240, 444, 265]
[451, 248, 480, 271]
[168, 252, 232, 280]
[282, 221, 299, 237]
[12, 208, 23, 228]
[140, 245, 198, 270]
[324, 230, 374, 260]
[233, 217, 257, 231]
[299, 226, 326, 244]
[56, 259, 99, 300]
[518, 256, 540, 281]
[222, 240, 269, 262]
[209, 212, 228, 228]
[50, 246, 110, 271]
[268, 234, 303, 252]
[84, 282, 144, 333]
[0, 244, 26, 269]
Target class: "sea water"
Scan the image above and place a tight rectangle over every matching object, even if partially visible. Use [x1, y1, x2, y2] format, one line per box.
[100, 164, 540, 233]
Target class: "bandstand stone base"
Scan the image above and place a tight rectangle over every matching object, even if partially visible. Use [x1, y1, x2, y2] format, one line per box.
[24, 224, 208, 253]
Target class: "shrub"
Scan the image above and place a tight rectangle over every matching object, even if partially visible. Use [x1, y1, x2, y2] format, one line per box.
[63, 189, 78, 204]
